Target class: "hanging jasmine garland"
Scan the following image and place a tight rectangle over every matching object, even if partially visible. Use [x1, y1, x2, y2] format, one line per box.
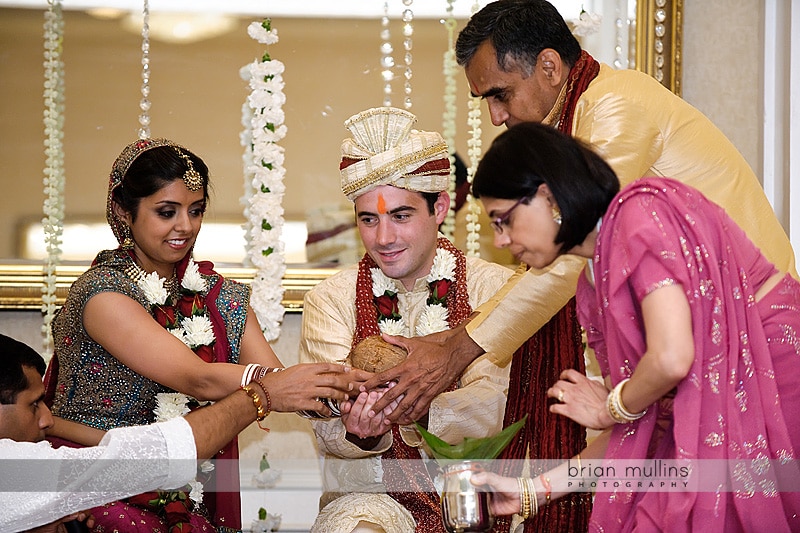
[41, 0, 65, 357]
[240, 19, 287, 341]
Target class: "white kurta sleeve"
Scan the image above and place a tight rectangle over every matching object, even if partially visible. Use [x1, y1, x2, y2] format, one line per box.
[0, 417, 197, 532]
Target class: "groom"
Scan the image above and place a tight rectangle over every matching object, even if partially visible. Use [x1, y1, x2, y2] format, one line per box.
[299, 106, 514, 532]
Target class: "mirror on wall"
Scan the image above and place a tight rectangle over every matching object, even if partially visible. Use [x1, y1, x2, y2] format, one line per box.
[0, 0, 681, 307]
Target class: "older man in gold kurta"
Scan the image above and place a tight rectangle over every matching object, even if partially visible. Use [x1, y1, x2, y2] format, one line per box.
[299, 107, 514, 532]
[365, 0, 798, 429]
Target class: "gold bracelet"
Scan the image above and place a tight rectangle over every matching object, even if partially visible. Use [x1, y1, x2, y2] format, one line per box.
[526, 477, 538, 517]
[241, 384, 267, 421]
[518, 477, 531, 519]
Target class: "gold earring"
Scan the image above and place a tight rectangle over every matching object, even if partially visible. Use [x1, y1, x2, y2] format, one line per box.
[121, 225, 134, 249]
[552, 207, 562, 225]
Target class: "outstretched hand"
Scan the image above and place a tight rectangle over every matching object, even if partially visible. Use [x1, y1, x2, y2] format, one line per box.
[262, 362, 371, 416]
[360, 323, 483, 424]
[469, 471, 522, 516]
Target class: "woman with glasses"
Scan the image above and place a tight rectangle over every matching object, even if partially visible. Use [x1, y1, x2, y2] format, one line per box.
[469, 122, 800, 532]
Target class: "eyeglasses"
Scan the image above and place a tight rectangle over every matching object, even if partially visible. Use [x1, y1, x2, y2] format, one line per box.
[490, 196, 530, 234]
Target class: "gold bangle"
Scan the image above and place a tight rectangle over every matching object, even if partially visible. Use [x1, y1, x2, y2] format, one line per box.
[241, 384, 267, 421]
[606, 378, 647, 423]
[526, 477, 538, 517]
[518, 477, 531, 519]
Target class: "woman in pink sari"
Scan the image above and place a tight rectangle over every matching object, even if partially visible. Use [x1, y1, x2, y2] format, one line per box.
[468, 122, 800, 531]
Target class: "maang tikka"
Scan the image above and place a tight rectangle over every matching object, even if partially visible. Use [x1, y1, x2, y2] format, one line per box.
[174, 148, 203, 192]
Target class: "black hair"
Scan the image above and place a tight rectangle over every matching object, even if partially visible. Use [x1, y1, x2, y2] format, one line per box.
[0, 333, 46, 404]
[472, 122, 620, 253]
[421, 191, 441, 215]
[113, 145, 210, 221]
[456, 0, 582, 75]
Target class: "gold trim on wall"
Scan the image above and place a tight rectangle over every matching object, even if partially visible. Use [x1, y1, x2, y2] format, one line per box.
[636, 0, 683, 96]
[0, 263, 336, 312]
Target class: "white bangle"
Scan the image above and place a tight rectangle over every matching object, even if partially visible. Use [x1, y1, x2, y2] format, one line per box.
[606, 378, 646, 423]
[240, 363, 261, 388]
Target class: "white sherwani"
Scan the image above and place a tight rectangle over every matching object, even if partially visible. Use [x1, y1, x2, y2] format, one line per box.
[299, 256, 514, 531]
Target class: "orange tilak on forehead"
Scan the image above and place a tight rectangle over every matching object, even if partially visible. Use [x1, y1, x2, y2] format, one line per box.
[377, 193, 387, 214]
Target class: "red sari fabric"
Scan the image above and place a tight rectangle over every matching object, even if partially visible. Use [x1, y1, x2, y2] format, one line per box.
[489, 50, 600, 533]
[580, 177, 800, 532]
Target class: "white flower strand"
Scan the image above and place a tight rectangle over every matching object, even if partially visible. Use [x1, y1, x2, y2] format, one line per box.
[464, 0, 484, 258]
[41, 0, 65, 358]
[240, 19, 287, 341]
[464, 95, 483, 257]
[440, 0, 458, 240]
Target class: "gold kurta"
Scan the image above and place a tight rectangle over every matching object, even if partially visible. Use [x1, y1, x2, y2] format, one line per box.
[299, 257, 514, 530]
[468, 64, 797, 364]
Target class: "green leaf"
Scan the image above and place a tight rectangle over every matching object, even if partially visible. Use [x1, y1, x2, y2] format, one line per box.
[261, 247, 274, 257]
[416, 414, 527, 461]
[258, 507, 267, 520]
[260, 184, 271, 193]
[260, 454, 271, 472]
[261, 19, 272, 31]
[261, 220, 272, 231]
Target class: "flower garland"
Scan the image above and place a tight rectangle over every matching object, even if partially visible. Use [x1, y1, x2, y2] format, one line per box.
[372, 247, 456, 337]
[138, 258, 216, 361]
[440, 0, 458, 240]
[41, 0, 65, 357]
[138, 258, 215, 520]
[462, 1, 484, 258]
[240, 19, 287, 342]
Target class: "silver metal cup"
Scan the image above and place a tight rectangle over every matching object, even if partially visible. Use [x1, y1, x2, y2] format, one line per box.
[440, 460, 494, 532]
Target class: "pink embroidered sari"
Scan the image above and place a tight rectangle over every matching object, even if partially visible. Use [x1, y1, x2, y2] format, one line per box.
[577, 177, 800, 532]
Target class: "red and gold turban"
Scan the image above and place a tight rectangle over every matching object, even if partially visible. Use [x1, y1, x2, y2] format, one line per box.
[339, 107, 451, 201]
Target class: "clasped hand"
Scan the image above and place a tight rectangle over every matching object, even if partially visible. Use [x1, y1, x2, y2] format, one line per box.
[341, 382, 401, 439]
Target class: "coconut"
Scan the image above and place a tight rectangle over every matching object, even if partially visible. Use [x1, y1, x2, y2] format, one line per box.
[348, 335, 408, 373]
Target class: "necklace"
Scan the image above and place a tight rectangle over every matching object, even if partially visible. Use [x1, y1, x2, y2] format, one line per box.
[124, 255, 180, 295]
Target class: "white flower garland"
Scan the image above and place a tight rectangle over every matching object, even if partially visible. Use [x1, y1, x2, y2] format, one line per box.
[462, 1, 484, 258]
[372, 247, 456, 337]
[240, 19, 287, 342]
[146, 258, 214, 508]
[464, 94, 483, 257]
[41, 0, 65, 357]
[440, 0, 458, 240]
[138, 258, 214, 348]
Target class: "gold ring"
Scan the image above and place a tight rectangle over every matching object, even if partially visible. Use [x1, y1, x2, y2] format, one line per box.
[557, 389, 565, 403]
